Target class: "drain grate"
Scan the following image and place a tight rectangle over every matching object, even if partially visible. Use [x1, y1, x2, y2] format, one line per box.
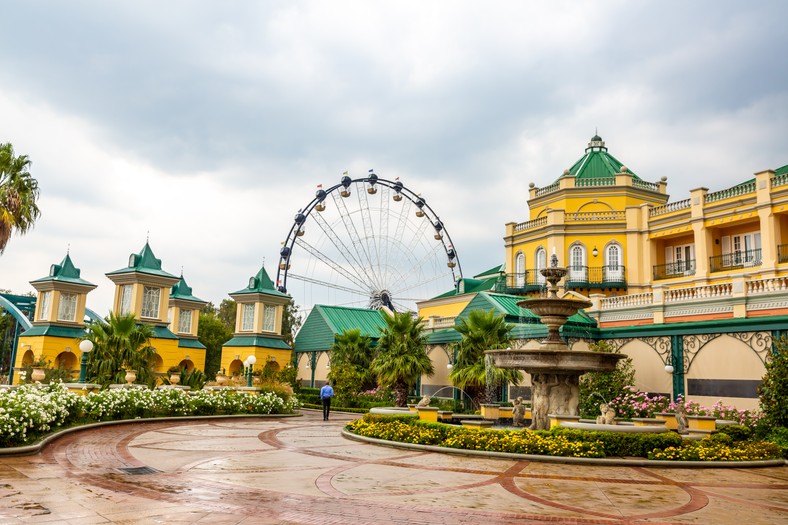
[117, 466, 160, 475]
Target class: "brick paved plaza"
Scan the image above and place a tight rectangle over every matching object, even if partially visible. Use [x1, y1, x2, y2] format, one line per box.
[1, 411, 786, 524]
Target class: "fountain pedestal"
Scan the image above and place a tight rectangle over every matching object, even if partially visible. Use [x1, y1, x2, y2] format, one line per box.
[486, 265, 624, 430]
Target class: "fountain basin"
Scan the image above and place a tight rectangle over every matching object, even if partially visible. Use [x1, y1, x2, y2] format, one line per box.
[519, 298, 592, 318]
[486, 349, 625, 373]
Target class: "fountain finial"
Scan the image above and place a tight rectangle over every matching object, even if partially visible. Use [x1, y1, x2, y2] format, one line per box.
[550, 253, 558, 268]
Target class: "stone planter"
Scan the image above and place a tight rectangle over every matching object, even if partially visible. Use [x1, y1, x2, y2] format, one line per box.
[124, 370, 137, 385]
[480, 404, 500, 420]
[417, 406, 439, 423]
[31, 368, 46, 383]
[655, 412, 678, 430]
[216, 373, 228, 386]
[169, 373, 181, 385]
[687, 415, 717, 431]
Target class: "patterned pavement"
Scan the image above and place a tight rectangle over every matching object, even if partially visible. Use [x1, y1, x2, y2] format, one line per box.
[0, 410, 786, 524]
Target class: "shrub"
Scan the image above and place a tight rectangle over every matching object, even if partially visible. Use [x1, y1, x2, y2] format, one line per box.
[578, 341, 635, 418]
[648, 439, 781, 461]
[716, 424, 752, 442]
[759, 336, 788, 430]
[549, 427, 683, 457]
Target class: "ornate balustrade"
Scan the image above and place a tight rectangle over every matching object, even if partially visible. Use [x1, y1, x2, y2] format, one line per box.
[600, 293, 653, 309]
[513, 216, 547, 232]
[566, 211, 625, 222]
[664, 283, 732, 302]
[705, 181, 756, 203]
[649, 199, 691, 217]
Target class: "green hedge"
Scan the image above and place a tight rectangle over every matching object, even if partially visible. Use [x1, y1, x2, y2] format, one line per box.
[547, 427, 683, 457]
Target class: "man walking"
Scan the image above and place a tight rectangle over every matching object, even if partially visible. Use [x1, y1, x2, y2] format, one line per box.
[320, 382, 335, 421]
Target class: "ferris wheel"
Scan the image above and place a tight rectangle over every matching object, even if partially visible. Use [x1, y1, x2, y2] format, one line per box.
[276, 170, 462, 313]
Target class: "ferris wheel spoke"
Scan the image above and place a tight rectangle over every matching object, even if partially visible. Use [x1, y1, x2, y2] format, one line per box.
[310, 209, 371, 282]
[355, 182, 380, 287]
[331, 190, 379, 287]
[288, 273, 369, 296]
[391, 270, 452, 296]
[379, 184, 390, 278]
[294, 238, 370, 291]
[395, 235, 445, 287]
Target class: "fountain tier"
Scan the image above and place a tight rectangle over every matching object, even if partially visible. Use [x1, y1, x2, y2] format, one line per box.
[485, 264, 623, 430]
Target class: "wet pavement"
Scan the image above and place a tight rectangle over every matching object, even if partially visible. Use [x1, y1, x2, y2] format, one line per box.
[0, 410, 786, 524]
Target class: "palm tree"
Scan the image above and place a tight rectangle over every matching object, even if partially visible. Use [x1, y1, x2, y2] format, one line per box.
[84, 312, 156, 385]
[0, 143, 41, 253]
[450, 309, 522, 407]
[371, 312, 434, 406]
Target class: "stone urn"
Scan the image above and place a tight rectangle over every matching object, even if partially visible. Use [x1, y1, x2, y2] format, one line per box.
[216, 373, 228, 386]
[169, 372, 181, 385]
[124, 369, 137, 385]
[31, 367, 46, 383]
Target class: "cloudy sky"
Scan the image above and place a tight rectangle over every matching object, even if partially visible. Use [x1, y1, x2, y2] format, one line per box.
[1, 1, 787, 317]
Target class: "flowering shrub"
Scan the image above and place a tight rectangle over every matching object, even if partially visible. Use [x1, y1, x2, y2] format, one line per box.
[608, 386, 670, 419]
[606, 387, 762, 428]
[648, 438, 780, 461]
[0, 383, 299, 448]
[347, 415, 605, 458]
[346, 414, 782, 461]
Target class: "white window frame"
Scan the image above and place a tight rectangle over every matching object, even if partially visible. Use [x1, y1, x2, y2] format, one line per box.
[120, 285, 133, 315]
[241, 303, 255, 331]
[178, 309, 193, 334]
[569, 245, 587, 281]
[605, 244, 623, 281]
[39, 291, 52, 321]
[263, 304, 277, 332]
[535, 248, 546, 284]
[57, 292, 77, 322]
[514, 252, 525, 287]
[141, 286, 160, 319]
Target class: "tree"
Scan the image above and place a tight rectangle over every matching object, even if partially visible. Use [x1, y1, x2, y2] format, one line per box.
[0, 143, 41, 253]
[370, 312, 434, 407]
[198, 311, 233, 378]
[759, 335, 788, 430]
[450, 309, 522, 408]
[329, 328, 376, 400]
[577, 341, 635, 418]
[84, 312, 156, 385]
[217, 299, 237, 331]
[281, 300, 302, 346]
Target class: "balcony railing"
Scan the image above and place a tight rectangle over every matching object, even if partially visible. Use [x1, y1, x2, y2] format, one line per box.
[494, 271, 546, 295]
[779, 244, 788, 264]
[709, 249, 762, 272]
[565, 265, 626, 289]
[653, 259, 696, 280]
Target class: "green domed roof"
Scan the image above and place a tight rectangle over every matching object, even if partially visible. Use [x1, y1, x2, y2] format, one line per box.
[563, 134, 641, 181]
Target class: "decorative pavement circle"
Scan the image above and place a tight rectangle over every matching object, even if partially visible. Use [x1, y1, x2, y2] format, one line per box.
[0, 410, 786, 524]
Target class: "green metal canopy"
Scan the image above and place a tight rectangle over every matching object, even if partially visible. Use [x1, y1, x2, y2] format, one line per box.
[293, 305, 389, 353]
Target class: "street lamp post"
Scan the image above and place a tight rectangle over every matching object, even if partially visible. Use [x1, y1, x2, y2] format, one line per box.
[78, 339, 93, 383]
[246, 355, 257, 387]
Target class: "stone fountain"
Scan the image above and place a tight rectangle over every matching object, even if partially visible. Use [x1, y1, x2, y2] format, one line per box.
[486, 255, 624, 430]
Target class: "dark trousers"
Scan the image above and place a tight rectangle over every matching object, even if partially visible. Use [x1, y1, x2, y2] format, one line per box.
[321, 397, 331, 420]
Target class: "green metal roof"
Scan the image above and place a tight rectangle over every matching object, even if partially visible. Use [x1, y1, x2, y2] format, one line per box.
[458, 292, 596, 327]
[776, 164, 788, 176]
[426, 328, 463, 345]
[178, 338, 206, 349]
[150, 325, 178, 339]
[30, 253, 95, 287]
[294, 305, 389, 353]
[231, 265, 289, 298]
[224, 335, 291, 349]
[170, 275, 206, 304]
[474, 264, 504, 279]
[106, 243, 178, 279]
[20, 325, 87, 338]
[430, 276, 499, 300]
[562, 134, 641, 182]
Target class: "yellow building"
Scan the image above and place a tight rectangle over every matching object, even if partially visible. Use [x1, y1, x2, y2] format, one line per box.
[105, 243, 205, 373]
[418, 134, 788, 411]
[13, 253, 96, 382]
[219, 265, 292, 377]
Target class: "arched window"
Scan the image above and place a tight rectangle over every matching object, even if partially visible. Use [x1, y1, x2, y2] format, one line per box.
[569, 245, 587, 282]
[535, 248, 546, 284]
[515, 252, 525, 287]
[605, 244, 623, 281]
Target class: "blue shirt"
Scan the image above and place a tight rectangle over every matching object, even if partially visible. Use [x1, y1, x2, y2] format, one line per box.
[320, 384, 335, 399]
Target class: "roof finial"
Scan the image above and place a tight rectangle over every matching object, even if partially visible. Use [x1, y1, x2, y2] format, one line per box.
[262, 256, 266, 268]
[180, 265, 184, 277]
[146, 230, 150, 243]
[66, 243, 70, 255]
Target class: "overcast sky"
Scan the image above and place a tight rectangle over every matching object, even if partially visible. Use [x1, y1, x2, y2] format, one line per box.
[1, 1, 787, 318]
